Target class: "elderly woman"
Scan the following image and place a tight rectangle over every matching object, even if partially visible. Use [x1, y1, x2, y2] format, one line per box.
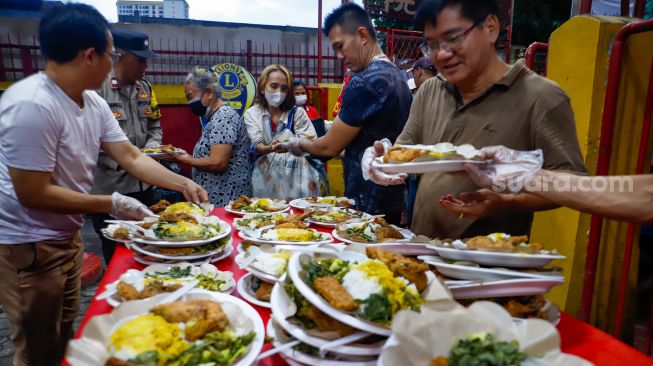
[244, 64, 325, 199]
[172, 66, 251, 206]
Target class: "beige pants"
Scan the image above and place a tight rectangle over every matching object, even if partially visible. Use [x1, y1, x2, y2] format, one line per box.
[0, 233, 83, 366]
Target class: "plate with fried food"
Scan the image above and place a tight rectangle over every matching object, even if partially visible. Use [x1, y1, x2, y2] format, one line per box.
[102, 263, 235, 307]
[270, 277, 386, 356]
[306, 207, 374, 228]
[237, 273, 272, 308]
[239, 227, 333, 246]
[332, 218, 414, 244]
[431, 233, 565, 268]
[225, 195, 290, 216]
[141, 144, 184, 158]
[128, 236, 232, 261]
[130, 215, 231, 246]
[287, 247, 436, 336]
[148, 200, 214, 217]
[418, 255, 563, 281]
[232, 212, 309, 231]
[457, 295, 561, 325]
[131, 244, 233, 266]
[446, 277, 564, 299]
[266, 318, 379, 366]
[289, 196, 355, 210]
[235, 245, 293, 283]
[67, 290, 264, 366]
[372, 143, 485, 174]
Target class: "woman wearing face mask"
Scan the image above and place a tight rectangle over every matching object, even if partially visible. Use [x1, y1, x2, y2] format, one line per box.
[244, 64, 325, 199]
[171, 66, 251, 206]
[293, 80, 319, 120]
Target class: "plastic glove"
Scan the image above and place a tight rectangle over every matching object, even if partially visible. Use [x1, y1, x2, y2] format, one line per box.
[361, 139, 407, 186]
[463, 145, 543, 192]
[285, 137, 304, 156]
[110, 192, 155, 220]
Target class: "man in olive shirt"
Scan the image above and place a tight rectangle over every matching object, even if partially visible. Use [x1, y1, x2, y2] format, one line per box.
[365, 0, 586, 239]
[91, 29, 162, 261]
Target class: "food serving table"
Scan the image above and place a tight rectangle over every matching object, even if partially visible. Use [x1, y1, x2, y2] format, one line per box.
[72, 208, 653, 366]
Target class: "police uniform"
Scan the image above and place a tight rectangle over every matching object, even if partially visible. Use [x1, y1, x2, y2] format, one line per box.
[90, 29, 161, 262]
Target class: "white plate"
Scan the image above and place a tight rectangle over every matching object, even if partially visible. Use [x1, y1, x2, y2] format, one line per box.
[287, 251, 392, 336]
[237, 273, 272, 308]
[372, 156, 486, 174]
[68, 290, 264, 366]
[447, 278, 564, 299]
[130, 221, 231, 247]
[366, 243, 437, 256]
[432, 246, 565, 268]
[305, 208, 373, 229]
[239, 229, 333, 246]
[270, 283, 385, 356]
[127, 237, 231, 261]
[289, 197, 355, 211]
[104, 263, 235, 307]
[418, 255, 563, 281]
[131, 244, 234, 266]
[143, 147, 184, 159]
[267, 319, 378, 366]
[225, 200, 290, 217]
[331, 226, 414, 245]
[232, 212, 294, 231]
[100, 229, 132, 243]
[234, 252, 281, 283]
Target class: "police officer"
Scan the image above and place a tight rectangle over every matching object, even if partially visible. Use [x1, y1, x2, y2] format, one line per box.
[91, 28, 162, 262]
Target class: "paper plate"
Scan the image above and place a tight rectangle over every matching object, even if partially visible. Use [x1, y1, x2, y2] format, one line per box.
[372, 156, 486, 174]
[287, 251, 392, 336]
[237, 273, 272, 308]
[267, 318, 378, 366]
[366, 243, 437, 256]
[232, 212, 295, 231]
[239, 229, 333, 246]
[130, 220, 231, 247]
[432, 246, 565, 268]
[225, 200, 290, 217]
[234, 252, 282, 283]
[331, 225, 414, 245]
[289, 197, 355, 211]
[67, 290, 265, 366]
[131, 243, 234, 266]
[270, 283, 385, 356]
[305, 208, 374, 229]
[447, 278, 564, 299]
[127, 236, 231, 261]
[418, 255, 563, 281]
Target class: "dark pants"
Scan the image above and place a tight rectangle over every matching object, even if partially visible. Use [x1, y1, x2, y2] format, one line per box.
[90, 188, 157, 264]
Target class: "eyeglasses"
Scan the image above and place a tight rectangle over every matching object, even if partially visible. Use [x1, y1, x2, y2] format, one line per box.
[105, 51, 122, 63]
[420, 17, 486, 56]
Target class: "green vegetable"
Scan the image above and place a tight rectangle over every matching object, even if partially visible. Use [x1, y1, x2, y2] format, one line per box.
[304, 258, 350, 287]
[192, 237, 230, 254]
[129, 350, 158, 364]
[284, 283, 317, 330]
[169, 330, 256, 366]
[153, 222, 223, 240]
[145, 266, 193, 279]
[356, 293, 392, 325]
[293, 343, 320, 356]
[196, 274, 226, 291]
[344, 222, 377, 242]
[448, 333, 527, 366]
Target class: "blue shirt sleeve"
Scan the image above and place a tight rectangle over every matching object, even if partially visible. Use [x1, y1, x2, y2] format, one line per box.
[338, 72, 391, 127]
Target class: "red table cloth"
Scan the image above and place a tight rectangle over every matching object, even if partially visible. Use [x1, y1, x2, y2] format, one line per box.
[73, 208, 653, 366]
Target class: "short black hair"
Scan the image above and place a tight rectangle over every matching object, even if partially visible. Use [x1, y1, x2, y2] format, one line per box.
[323, 3, 376, 40]
[293, 80, 308, 90]
[39, 3, 111, 63]
[414, 0, 500, 32]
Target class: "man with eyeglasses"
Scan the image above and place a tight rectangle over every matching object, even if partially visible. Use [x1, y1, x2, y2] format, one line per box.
[91, 28, 163, 263]
[363, 0, 586, 239]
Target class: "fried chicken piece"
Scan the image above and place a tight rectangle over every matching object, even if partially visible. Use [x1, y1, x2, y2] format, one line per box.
[366, 247, 429, 292]
[241, 240, 259, 251]
[231, 195, 252, 210]
[465, 236, 514, 252]
[150, 299, 228, 341]
[383, 147, 428, 163]
[139, 221, 157, 230]
[113, 227, 131, 240]
[305, 304, 356, 336]
[374, 224, 404, 242]
[255, 281, 273, 301]
[336, 200, 352, 208]
[313, 276, 358, 312]
[506, 235, 529, 246]
[116, 281, 139, 301]
[430, 356, 450, 366]
[138, 281, 182, 299]
[159, 211, 198, 224]
[158, 144, 175, 152]
[105, 358, 138, 366]
[148, 199, 171, 213]
[159, 246, 195, 256]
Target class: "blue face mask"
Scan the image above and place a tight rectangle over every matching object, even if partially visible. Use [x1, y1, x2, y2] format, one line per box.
[188, 95, 208, 116]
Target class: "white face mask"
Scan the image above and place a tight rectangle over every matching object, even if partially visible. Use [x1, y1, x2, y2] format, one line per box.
[295, 95, 308, 106]
[265, 91, 286, 108]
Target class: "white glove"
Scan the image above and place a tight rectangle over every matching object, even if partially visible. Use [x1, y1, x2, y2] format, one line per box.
[110, 192, 155, 220]
[361, 139, 406, 186]
[285, 137, 304, 156]
[463, 146, 543, 192]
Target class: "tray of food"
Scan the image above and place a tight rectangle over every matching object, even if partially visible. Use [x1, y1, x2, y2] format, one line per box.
[289, 196, 355, 210]
[372, 143, 486, 174]
[306, 208, 374, 228]
[332, 218, 414, 244]
[239, 227, 333, 246]
[232, 212, 309, 231]
[225, 195, 290, 216]
[127, 236, 232, 261]
[419, 255, 563, 281]
[140, 144, 184, 158]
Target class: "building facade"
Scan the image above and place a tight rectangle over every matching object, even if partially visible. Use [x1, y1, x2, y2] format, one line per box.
[116, 0, 188, 19]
